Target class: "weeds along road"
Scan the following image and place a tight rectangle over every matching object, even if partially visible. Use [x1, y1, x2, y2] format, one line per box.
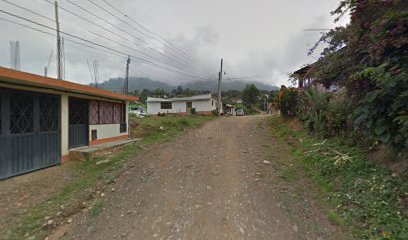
[64, 115, 342, 240]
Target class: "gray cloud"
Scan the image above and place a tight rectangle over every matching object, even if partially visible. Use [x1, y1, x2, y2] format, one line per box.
[0, 0, 348, 87]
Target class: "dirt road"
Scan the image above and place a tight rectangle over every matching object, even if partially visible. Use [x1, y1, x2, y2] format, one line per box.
[64, 115, 341, 240]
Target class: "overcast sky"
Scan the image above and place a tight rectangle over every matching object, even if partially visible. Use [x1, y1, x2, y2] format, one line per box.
[0, 0, 349, 87]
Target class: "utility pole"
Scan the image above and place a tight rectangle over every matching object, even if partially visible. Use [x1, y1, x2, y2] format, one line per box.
[93, 60, 99, 88]
[44, 50, 53, 77]
[124, 56, 131, 94]
[54, 1, 62, 79]
[217, 59, 223, 116]
[10, 40, 21, 70]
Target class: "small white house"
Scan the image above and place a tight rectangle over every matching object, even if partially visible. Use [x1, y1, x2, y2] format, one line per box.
[147, 93, 219, 115]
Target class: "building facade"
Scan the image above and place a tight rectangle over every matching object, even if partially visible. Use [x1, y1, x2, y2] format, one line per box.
[147, 93, 219, 115]
[0, 67, 138, 179]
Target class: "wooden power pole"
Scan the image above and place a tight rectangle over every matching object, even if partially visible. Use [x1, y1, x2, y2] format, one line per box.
[217, 59, 223, 116]
[54, 1, 62, 80]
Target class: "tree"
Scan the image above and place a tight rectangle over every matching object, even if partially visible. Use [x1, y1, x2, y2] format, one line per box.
[153, 88, 166, 97]
[171, 85, 184, 96]
[140, 89, 151, 104]
[307, 0, 408, 152]
[242, 84, 260, 105]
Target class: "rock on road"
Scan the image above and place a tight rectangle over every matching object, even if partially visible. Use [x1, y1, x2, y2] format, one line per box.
[65, 115, 341, 240]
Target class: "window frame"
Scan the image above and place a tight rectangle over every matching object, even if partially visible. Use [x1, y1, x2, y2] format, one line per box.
[89, 100, 125, 125]
[160, 101, 172, 110]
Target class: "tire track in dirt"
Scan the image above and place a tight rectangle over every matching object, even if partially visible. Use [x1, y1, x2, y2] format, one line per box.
[63, 115, 341, 240]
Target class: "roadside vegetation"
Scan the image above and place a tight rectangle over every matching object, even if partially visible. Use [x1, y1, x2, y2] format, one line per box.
[268, 2, 408, 239]
[2, 115, 213, 240]
[270, 116, 408, 239]
[279, 0, 408, 156]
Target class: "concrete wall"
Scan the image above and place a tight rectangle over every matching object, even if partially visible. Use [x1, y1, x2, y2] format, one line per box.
[61, 95, 69, 157]
[88, 101, 129, 142]
[89, 124, 123, 140]
[192, 99, 216, 112]
[147, 99, 217, 115]
[147, 101, 186, 115]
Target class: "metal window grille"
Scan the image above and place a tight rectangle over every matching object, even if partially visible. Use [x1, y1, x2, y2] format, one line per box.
[10, 93, 34, 134]
[187, 102, 192, 108]
[160, 102, 172, 109]
[69, 98, 87, 125]
[113, 103, 121, 124]
[121, 103, 126, 124]
[40, 96, 59, 132]
[99, 101, 113, 124]
[89, 100, 99, 125]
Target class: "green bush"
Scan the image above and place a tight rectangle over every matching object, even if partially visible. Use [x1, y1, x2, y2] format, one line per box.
[191, 108, 197, 115]
[276, 86, 298, 117]
[297, 86, 330, 134]
[296, 86, 353, 138]
[353, 66, 408, 153]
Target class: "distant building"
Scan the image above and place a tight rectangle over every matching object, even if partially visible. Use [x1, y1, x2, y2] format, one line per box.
[147, 93, 219, 115]
[223, 103, 236, 116]
[293, 64, 339, 92]
[293, 65, 314, 89]
[230, 98, 243, 104]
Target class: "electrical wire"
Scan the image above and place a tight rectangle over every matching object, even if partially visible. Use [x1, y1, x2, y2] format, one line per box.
[93, 0, 216, 74]
[61, 0, 212, 77]
[0, 9, 212, 80]
[0, 0, 54, 22]
[44, 0, 209, 78]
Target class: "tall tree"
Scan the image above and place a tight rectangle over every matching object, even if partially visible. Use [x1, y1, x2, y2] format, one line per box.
[242, 84, 260, 105]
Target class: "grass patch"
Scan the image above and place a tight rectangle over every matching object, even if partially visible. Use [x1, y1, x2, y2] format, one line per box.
[279, 167, 298, 182]
[91, 201, 103, 217]
[269, 116, 408, 240]
[3, 115, 214, 240]
[328, 210, 344, 226]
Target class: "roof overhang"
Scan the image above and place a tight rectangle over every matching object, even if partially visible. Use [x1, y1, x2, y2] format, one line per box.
[0, 67, 139, 102]
[293, 65, 311, 77]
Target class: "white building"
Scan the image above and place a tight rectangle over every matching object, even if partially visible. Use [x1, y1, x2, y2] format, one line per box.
[147, 93, 219, 115]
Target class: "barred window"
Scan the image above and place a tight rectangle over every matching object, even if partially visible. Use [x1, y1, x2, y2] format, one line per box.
[89, 100, 125, 125]
[99, 101, 113, 124]
[121, 104, 126, 124]
[161, 102, 172, 109]
[113, 103, 121, 124]
[40, 96, 59, 132]
[89, 100, 99, 125]
[10, 92, 34, 134]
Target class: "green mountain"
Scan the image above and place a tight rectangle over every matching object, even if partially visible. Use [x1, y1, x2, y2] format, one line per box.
[97, 77, 278, 93]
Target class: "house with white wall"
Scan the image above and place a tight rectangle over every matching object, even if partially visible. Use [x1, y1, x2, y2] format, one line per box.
[0, 67, 138, 179]
[147, 93, 219, 115]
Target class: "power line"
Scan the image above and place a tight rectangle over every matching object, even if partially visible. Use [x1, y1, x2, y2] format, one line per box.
[95, 0, 216, 74]
[0, 0, 54, 22]
[0, 9, 212, 80]
[63, 0, 212, 76]
[227, 74, 289, 80]
[87, 29, 206, 77]
[43, 0, 212, 78]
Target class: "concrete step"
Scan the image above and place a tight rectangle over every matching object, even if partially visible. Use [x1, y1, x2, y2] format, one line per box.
[69, 138, 142, 161]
